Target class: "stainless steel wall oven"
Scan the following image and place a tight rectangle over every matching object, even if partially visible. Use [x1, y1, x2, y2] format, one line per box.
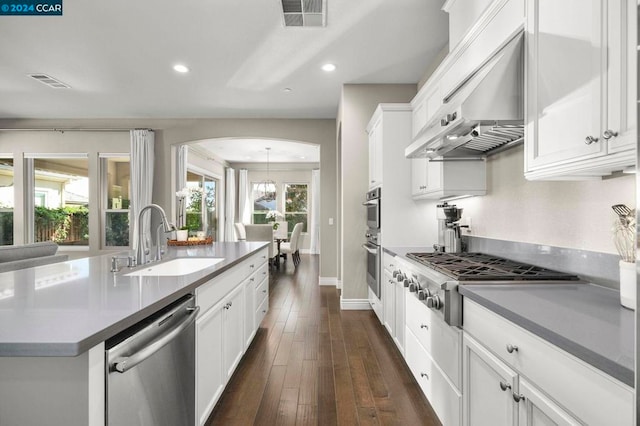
[364, 187, 381, 230]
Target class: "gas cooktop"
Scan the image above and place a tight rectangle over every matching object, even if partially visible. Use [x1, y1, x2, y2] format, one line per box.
[405, 252, 580, 282]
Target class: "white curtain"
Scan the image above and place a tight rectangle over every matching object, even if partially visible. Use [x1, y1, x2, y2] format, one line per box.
[238, 169, 250, 224]
[225, 167, 236, 241]
[176, 145, 188, 226]
[309, 169, 320, 254]
[130, 129, 155, 254]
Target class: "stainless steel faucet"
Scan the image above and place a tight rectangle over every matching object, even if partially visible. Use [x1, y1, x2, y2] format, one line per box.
[136, 204, 176, 266]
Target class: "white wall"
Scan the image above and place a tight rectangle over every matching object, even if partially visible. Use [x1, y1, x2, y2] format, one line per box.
[338, 84, 417, 300]
[414, 145, 636, 254]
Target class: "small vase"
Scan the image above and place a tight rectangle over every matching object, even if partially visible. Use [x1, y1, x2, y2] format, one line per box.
[619, 260, 636, 310]
[176, 230, 189, 242]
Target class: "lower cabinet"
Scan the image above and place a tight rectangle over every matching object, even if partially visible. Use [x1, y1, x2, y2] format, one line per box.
[463, 333, 581, 426]
[382, 269, 395, 336]
[195, 248, 268, 426]
[463, 299, 633, 425]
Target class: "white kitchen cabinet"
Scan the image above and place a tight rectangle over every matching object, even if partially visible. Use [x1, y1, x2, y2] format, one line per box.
[196, 247, 268, 425]
[196, 300, 225, 425]
[463, 299, 634, 426]
[222, 284, 245, 379]
[405, 327, 462, 426]
[382, 269, 395, 336]
[368, 287, 383, 323]
[393, 276, 405, 354]
[463, 333, 581, 426]
[243, 275, 255, 349]
[368, 116, 383, 189]
[462, 333, 519, 426]
[518, 378, 582, 426]
[411, 157, 486, 200]
[524, 0, 636, 179]
[411, 83, 443, 139]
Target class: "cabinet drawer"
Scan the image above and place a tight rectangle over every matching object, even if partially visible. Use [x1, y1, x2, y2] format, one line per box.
[255, 276, 268, 308]
[240, 248, 269, 279]
[463, 299, 633, 426]
[255, 296, 268, 329]
[405, 328, 462, 426]
[196, 266, 246, 314]
[383, 252, 396, 273]
[368, 287, 383, 324]
[405, 293, 462, 388]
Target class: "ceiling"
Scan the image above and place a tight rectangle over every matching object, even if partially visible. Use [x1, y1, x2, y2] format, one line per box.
[0, 0, 448, 120]
[193, 138, 320, 163]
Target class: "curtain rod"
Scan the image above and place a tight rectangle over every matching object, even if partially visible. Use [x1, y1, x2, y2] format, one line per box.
[0, 128, 151, 132]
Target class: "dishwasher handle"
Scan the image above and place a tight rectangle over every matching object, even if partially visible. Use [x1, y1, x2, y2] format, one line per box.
[112, 305, 200, 373]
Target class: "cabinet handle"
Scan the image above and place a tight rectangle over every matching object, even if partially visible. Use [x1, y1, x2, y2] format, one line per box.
[584, 135, 599, 145]
[506, 344, 518, 353]
[223, 303, 230, 310]
[512, 393, 525, 403]
[228, 301, 232, 307]
[420, 324, 429, 330]
[603, 129, 619, 140]
[420, 372, 429, 380]
[263, 289, 267, 293]
[263, 310, 266, 313]
[499, 381, 511, 392]
[250, 277, 255, 282]
[250, 264, 255, 268]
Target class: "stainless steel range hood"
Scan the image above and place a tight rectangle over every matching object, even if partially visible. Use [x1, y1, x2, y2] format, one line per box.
[406, 32, 524, 160]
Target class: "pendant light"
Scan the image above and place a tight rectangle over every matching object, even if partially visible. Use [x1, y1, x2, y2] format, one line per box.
[261, 147, 276, 202]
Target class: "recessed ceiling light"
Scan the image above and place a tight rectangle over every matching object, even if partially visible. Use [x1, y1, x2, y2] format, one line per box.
[321, 63, 336, 72]
[173, 64, 190, 73]
[283, 87, 292, 93]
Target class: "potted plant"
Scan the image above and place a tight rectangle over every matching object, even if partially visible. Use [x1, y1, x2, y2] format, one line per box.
[176, 226, 189, 242]
[266, 210, 283, 230]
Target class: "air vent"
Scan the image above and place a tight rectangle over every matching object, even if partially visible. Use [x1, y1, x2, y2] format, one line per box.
[281, 0, 326, 27]
[28, 74, 71, 89]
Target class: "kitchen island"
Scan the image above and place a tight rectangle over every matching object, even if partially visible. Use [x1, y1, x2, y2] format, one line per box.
[0, 241, 269, 426]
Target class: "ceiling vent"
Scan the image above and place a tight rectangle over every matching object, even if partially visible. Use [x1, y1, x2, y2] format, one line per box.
[281, 0, 326, 27]
[28, 74, 71, 89]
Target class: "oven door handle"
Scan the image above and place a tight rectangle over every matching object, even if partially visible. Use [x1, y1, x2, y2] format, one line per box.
[362, 199, 379, 206]
[362, 244, 379, 255]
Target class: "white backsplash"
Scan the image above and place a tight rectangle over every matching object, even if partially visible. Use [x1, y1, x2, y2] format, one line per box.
[415, 144, 635, 256]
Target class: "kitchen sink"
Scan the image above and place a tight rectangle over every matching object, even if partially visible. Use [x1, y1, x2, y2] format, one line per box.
[125, 258, 225, 276]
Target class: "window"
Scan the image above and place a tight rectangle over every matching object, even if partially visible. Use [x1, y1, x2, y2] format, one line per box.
[252, 182, 276, 224]
[30, 156, 89, 246]
[186, 171, 218, 239]
[102, 156, 130, 247]
[0, 158, 14, 246]
[284, 183, 308, 234]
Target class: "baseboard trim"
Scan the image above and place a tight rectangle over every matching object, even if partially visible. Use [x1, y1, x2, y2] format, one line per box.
[319, 276, 337, 286]
[336, 280, 342, 290]
[340, 297, 371, 310]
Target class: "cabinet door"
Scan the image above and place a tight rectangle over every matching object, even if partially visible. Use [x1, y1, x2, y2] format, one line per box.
[368, 119, 383, 188]
[605, 0, 637, 154]
[223, 285, 245, 379]
[525, 0, 605, 171]
[243, 276, 255, 350]
[196, 305, 224, 425]
[425, 158, 443, 193]
[463, 334, 518, 426]
[411, 158, 428, 196]
[518, 378, 581, 426]
[393, 283, 405, 354]
[382, 269, 395, 337]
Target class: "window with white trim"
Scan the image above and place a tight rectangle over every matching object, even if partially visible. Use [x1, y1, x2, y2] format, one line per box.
[101, 155, 130, 247]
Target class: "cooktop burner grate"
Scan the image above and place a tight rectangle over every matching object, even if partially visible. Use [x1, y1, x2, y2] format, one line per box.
[406, 252, 580, 281]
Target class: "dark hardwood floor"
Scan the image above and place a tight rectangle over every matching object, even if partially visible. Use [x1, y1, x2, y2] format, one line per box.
[205, 254, 441, 426]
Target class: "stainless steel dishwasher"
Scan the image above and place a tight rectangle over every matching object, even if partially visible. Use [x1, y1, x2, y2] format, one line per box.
[106, 294, 199, 426]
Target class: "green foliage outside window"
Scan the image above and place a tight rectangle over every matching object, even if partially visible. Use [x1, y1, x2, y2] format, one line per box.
[35, 206, 89, 244]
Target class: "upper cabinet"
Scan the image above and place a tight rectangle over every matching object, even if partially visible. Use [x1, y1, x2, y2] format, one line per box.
[368, 115, 383, 189]
[524, 0, 637, 179]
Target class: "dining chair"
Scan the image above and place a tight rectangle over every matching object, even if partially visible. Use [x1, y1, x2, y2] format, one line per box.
[280, 222, 303, 266]
[244, 224, 276, 266]
[234, 223, 246, 241]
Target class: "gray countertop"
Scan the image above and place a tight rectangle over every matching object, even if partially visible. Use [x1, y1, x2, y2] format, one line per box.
[384, 246, 634, 387]
[459, 284, 634, 387]
[0, 242, 268, 357]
